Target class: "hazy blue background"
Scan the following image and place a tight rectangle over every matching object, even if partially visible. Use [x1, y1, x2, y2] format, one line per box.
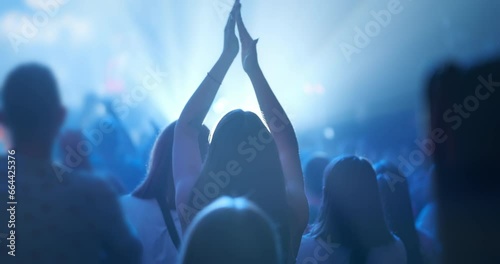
[0, 0, 499, 160]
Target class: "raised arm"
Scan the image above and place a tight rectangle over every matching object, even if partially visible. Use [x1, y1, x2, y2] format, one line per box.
[235, 3, 309, 255]
[173, 2, 239, 228]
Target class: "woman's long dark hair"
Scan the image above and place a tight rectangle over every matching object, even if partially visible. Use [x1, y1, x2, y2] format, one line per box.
[375, 160, 423, 264]
[189, 109, 291, 261]
[309, 156, 394, 264]
[133, 121, 209, 209]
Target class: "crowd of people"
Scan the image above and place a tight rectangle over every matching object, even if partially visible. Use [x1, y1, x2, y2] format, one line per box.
[0, 1, 499, 263]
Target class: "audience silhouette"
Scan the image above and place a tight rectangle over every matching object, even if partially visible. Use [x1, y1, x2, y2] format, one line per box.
[0, 2, 498, 264]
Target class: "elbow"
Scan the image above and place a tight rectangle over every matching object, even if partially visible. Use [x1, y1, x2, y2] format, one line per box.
[175, 118, 190, 132]
[175, 118, 203, 137]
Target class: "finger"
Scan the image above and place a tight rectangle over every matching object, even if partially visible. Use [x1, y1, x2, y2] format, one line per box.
[235, 4, 253, 44]
[224, 1, 241, 33]
[224, 10, 236, 34]
[228, 0, 241, 27]
[232, 0, 241, 12]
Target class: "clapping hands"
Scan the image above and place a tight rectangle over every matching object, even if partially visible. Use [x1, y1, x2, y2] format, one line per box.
[222, 0, 240, 59]
[222, 0, 260, 74]
[234, 0, 260, 74]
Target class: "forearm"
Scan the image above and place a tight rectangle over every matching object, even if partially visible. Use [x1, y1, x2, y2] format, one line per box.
[248, 67, 299, 149]
[178, 53, 235, 129]
[249, 66, 305, 199]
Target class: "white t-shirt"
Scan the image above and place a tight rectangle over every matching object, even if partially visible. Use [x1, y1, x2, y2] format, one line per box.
[121, 195, 181, 264]
[297, 234, 407, 264]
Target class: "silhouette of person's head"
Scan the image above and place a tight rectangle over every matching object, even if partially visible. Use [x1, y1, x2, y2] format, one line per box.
[375, 160, 424, 264]
[310, 156, 393, 263]
[179, 197, 283, 264]
[304, 155, 330, 198]
[1, 63, 65, 155]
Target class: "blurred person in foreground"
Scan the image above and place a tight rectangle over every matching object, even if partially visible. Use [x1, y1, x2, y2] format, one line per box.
[178, 197, 283, 264]
[427, 58, 500, 263]
[0, 63, 141, 263]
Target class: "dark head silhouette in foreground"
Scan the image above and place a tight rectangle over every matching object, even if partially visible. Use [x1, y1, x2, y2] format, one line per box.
[178, 197, 283, 264]
[427, 58, 500, 264]
[0, 63, 141, 263]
